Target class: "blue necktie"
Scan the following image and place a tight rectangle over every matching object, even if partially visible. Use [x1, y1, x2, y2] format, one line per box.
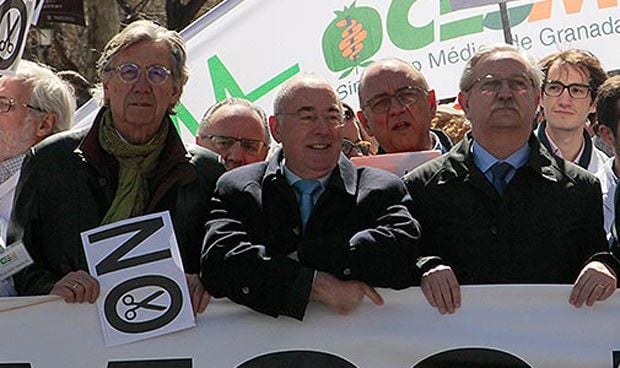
[490, 161, 513, 195]
[293, 179, 321, 228]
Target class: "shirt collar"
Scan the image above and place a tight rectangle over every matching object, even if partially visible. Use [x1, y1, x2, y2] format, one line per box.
[472, 140, 530, 173]
[282, 159, 331, 189]
[544, 128, 585, 163]
[0, 153, 26, 184]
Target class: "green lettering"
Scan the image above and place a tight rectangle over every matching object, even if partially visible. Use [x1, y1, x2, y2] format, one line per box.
[207, 55, 299, 102]
[170, 102, 200, 135]
[386, 0, 434, 50]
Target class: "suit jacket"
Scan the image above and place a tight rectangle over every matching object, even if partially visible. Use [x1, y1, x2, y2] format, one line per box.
[403, 135, 618, 285]
[201, 150, 420, 320]
[9, 108, 225, 295]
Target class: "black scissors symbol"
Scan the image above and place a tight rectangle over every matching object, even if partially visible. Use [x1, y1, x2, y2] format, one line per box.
[0, 10, 19, 54]
[122, 290, 166, 321]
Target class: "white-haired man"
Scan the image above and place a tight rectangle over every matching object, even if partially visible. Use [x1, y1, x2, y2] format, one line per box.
[0, 60, 75, 296]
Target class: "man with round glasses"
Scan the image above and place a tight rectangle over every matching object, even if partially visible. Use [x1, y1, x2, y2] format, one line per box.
[200, 74, 420, 320]
[404, 44, 618, 315]
[357, 58, 451, 155]
[9, 20, 224, 313]
[535, 49, 609, 173]
[196, 98, 270, 170]
[0, 60, 75, 297]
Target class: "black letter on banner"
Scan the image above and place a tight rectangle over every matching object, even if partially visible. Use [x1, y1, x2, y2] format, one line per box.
[92, 217, 170, 276]
[104, 275, 183, 334]
[108, 358, 192, 368]
[0, 364, 32, 368]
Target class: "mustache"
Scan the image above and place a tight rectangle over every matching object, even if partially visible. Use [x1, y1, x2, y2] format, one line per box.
[491, 100, 518, 110]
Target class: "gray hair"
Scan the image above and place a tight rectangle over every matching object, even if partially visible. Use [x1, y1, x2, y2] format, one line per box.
[97, 20, 189, 86]
[198, 98, 271, 145]
[16, 60, 76, 133]
[459, 44, 543, 92]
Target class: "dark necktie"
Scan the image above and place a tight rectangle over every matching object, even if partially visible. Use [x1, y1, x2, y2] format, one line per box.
[490, 162, 513, 195]
[293, 179, 321, 228]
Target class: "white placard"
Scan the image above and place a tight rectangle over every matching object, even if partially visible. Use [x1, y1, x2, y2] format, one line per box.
[81, 211, 195, 347]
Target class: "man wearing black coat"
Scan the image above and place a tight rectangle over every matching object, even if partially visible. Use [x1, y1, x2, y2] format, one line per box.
[201, 74, 420, 320]
[403, 44, 618, 315]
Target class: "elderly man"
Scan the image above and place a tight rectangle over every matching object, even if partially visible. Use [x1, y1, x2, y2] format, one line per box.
[196, 98, 270, 170]
[535, 50, 608, 173]
[403, 44, 618, 315]
[200, 74, 420, 320]
[357, 58, 451, 154]
[0, 60, 75, 297]
[595, 76, 620, 236]
[9, 20, 225, 312]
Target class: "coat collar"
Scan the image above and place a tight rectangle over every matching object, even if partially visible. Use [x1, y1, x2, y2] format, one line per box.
[437, 133, 560, 184]
[263, 148, 357, 196]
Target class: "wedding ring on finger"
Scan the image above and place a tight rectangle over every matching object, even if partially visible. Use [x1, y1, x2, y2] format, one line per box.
[69, 281, 80, 290]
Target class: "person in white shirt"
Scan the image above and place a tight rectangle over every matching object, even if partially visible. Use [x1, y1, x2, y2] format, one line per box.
[0, 60, 75, 296]
[536, 49, 608, 173]
[594, 76, 620, 238]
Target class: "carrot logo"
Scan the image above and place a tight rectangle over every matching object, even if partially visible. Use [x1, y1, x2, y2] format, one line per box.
[322, 1, 382, 79]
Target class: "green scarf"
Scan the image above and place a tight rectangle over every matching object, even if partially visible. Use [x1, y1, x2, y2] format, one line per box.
[98, 110, 169, 224]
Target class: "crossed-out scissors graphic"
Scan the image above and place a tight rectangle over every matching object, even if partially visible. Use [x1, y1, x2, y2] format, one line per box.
[122, 290, 167, 321]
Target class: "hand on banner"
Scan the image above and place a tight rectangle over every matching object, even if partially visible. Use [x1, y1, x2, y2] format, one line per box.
[186, 273, 210, 314]
[421, 264, 461, 314]
[310, 271, 384, 315]
[51, 270, 100, 304]
[570, 261, 616, 307]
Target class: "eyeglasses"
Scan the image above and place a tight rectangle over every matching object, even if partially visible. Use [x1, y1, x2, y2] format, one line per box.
[363, 86, 427, 114]
[277, 110, 346, 129]
[106, 63, 172, 85]
[341, 139, 371, 157]
[0, 96, 45, 114]
[468, 74, 534, 95]
[543, 81, 592, 99]
[202, 134, 266, 155]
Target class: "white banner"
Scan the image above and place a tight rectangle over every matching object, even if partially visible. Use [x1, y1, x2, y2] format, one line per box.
[74, 0, 620, 143]
[2, 286, 620, 367]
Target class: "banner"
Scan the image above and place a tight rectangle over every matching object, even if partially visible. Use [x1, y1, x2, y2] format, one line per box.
[2, 286, 620, 367]
[450, 0, 519, 11]
[73, 0, 620, 143]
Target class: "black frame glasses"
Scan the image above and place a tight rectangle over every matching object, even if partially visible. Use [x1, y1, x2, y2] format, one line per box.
[0, 96, 45, 114]
[107, 63, 172, 85]
[542, 80, 592, 99]
[202, 134, 266, 155]
[341, 138, 371, 157]
[363, 86, 427, 114]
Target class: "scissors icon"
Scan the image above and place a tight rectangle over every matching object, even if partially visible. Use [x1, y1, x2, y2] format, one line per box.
[122, 290, 166, 321]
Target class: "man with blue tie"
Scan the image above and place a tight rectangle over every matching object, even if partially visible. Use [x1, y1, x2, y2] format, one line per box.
[403, 44, 618, 315]
[200, 74, 420, 320]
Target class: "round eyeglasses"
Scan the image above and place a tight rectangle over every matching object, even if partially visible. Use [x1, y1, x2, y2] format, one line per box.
[543, 81, 592, 99]
[107, 63, 172, 85]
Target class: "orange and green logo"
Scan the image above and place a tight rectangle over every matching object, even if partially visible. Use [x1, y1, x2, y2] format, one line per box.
[322, 1, 383, 79]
